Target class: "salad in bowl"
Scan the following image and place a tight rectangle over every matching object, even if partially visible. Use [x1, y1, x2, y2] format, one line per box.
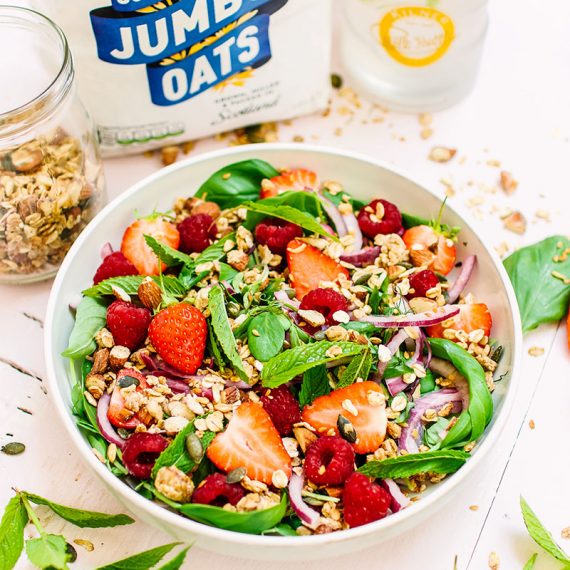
[62, 157, 501, 537]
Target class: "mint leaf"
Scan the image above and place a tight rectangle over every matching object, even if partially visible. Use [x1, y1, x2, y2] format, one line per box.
[144, 235, 193, 267]
[83, 275, 186, 298]
[62, 297, 107, 359]
[247, 312, 285, 362]
[156, 546, 191, 570]
[523, 553, 538, 570]
[209, 285, 249, 382]
[23, 493, 133, 528]
[0, 495, 27, 570]
[337, 349, 372, 388]
[26, 534, 69, 570]
[299, 364, 329, 407]
[357, 450, 470, 479]
[96, 542, 180, 570]
[520, 496, 570, 563]
[261, 341, 365, 388]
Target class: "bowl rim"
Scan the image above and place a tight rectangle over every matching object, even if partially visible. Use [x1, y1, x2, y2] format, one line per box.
[44, 142, 523, 548]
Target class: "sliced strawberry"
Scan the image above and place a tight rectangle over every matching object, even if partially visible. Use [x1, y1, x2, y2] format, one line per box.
[301, 382, 387, 454]
[207, 402, 292, 485]
[426, 303, 492, 339]
[107, 368, 148, 429]
[286, 239, 349, 300]
[260, 168, 319, 199]
[403, 225, 457, 275]
[121, 217, 180, 276]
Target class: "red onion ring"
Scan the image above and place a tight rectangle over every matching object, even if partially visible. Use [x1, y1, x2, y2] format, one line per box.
[375, 329, 409, 380]
[274, 290, 301, 310]
[381, 478, 410, 513]
[385, 376, 408, 397]
[342, 212, 363, 251]
[100, 242, 114, 260]
[428, 357, 470, 409]
[288, 471, 320, 527]
[447, 255, 477, 304]
[165, 379, 191, 394]
[339, 246, 381, 267]
[319, 194, 347, 237]
[96, 391, 126, 450]
[361, 305, 460, 328]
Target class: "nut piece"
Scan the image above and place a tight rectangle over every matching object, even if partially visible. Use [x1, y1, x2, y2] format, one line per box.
[499, 171, 518, 194]
[428, 146, 456, 163]
[160, 145, 179, 166]
[10, 148, 43, 172]
[502, 211, 527, 234]
[191, 200, 221, 220]
[410, 247, 436, 268]
[227, 249, 249, 271]
[154, 466, 194, 503]
[292, 426, 318, 453]
[137, 277, 162, 310]
[91, 348, 110, 374]
[85, 373, 106, 399]
[409, 297, 438, 313]
[108, 345, 131, 370]
[298, 309, 326, 327]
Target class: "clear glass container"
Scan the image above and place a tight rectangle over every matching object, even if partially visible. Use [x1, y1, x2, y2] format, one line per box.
[0, 6, 106, 283]
[339, 0, 489, 112]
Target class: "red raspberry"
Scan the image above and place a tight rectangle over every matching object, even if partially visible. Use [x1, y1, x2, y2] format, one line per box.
[93, 251, 138, 284]
[343, 472, 391, 528]
[192, 473, 245, 506]
[122, 433, 169, 479]
[261, 385, 301, 436]
[255, 218, 303, 255]
[357, 199, 403, 238]
[106, 300, 152, 350]
[304, 436, 355, 486]
[408, 269, 439, 298]
[178, 214, 217, 254]
[299, 288, 348, 325]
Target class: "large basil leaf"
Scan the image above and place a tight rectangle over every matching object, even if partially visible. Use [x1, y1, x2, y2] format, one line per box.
[504, 235, 570, 333]
[62, 297, 108, 359]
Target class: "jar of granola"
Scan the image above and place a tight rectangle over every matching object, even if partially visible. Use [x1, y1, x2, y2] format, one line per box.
[0, 6, 106, 283]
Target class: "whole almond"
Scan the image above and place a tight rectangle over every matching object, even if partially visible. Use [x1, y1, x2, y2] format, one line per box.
[137, 277, 162, 310]
[191, 200, 221, 220]
[410, 247, 436, 268]
[292, 426, 318, 453]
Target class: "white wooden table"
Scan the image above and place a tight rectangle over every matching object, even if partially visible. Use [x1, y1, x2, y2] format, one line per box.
[2, 1, 570, 568]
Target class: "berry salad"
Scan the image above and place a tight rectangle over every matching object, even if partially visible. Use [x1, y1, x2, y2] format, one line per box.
[64, 159, 501, 536]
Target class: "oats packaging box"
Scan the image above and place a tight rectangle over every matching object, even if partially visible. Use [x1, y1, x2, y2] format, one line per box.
[34, 0, 331, 156]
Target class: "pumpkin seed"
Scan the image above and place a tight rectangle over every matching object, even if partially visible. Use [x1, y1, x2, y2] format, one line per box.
[185, 433, 204, 463]
[118, 375, 140, 388]
[65, 542, 78, 563]
[226, 466, 246, 484]
[1, 442, 25, 455]
[337, 415, 357, 443]
[490, 345, 504, 363]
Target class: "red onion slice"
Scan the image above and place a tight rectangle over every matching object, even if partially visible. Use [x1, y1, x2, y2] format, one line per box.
[447, 255, 477, 304]
[428, 357, 470, 409]
[374, 329, 409, 380]
[361, 305, 460, 328]
[165, 379, 191, 394]
[339, 246, 381, 267]
[319, 194, 347, 237]
[97, 392, 126, 450]
[141, 353, 188, 380]
[381, 478, 410, 513]
[274, 290, 301, 310]
[288, 471, 320, 528]
[385, 376, 408, 397]
[100, 242, 114, 260]
[342, 212, 363, 251]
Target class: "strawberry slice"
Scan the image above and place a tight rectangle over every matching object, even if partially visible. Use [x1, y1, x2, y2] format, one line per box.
[121, 217, 180, 276]
[286, 239, 349, 300]
[107, 368, 148, 429]
[403, 225, 457, 275]
[301, 382, 387, 454]
[260, 168, 319, 199]
[207, 402, 292, 485]
[426, 302, 492, 339]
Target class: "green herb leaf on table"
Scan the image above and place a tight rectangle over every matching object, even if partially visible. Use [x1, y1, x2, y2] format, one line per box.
[25, 534, 69, 570]
[0, 495, 28, 570]
[299, 364, 330, 408]
[247, 312, 285, 362]
[155, 546, 191, 570]
[144, 235, 193, 267]
[96, 542, 181, 570]
[261, 341, 366, 388]
[83, 275, 186, 298]
[357, 450, 470, 479]
[504, 235, 570, 333]
[197, 159, 279, 208]
[62, 297, 107, 359]
[522, 553, 538, 570]
[337, 349, 373, 388]
[520, 496, 570, 563]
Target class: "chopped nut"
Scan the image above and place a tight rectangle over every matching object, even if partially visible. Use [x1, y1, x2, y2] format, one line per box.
[377, 344, 392, 363]
[529, 419, 535, 429]
[410, 247, 436, 267]
[428, 146, 456, 163]
[138, 277, 162, 309]
[205, 411, 225, 432]
[163, 416, 190, 435]
[502, 211, 526, 234]
[499, 171, 518, 194]
[561, 527, 570, 539]
[160, 145, 179, 166]
[73, 539, 94, 552]
[107, 443, 117, 463]
[154, 466, 194, 503]
[409, 297, 438, 314]
[85, 373, 106, 399]
[293, 426, 318, 453]
[108, 345, 130, 370]
[298, 309, 326, 327]
[91, 348, 110, 375]
[95, 327, 114, 349]
[271, 469, 289, 489]
[325, 345, 343, 358]
[191, 200, 221, 220]
[488, 551, 500, 570]
[391, 395, 407, 412]
[226, 249, 249, 271]
[325, 326, 349, 342]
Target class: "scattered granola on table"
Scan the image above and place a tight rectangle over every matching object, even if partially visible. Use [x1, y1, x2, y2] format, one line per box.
[63, 158, 501, 536]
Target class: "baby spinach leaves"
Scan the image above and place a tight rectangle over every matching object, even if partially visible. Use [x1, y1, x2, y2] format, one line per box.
[247, 312, 285, 362]
[62, 297, 108, 359]
[298, 364, 330, 407]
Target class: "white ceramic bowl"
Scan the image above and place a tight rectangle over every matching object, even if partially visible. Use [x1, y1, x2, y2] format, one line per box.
[45, 144, 522, 560]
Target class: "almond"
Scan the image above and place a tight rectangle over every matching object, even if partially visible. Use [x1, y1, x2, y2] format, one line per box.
[499, 171, 518, 194]
[191, 200, 221, 219]
[109, 345, 131, 370]
[502, 211, 527, 234]
[409, 297, 438, 313]
[428, 146, 456, 163]
[137, 277, 162, 309]
[292, 426, 318, 453]
[410, 247, 436, 267]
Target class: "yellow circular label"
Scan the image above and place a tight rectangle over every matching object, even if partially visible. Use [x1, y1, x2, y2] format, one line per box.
[379, 6, 455, 67]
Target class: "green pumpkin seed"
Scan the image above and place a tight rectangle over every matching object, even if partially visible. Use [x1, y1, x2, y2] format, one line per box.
[65, 542, 78, 563]
[118, 375, 140, 388]
[330, 73, 343, 89]
[1, 442, 25, 455]
[226, 466, 246, 484]
[337, 415, 357, 444]
[490, 345, 504, 363]
[185, 433, 204, 463]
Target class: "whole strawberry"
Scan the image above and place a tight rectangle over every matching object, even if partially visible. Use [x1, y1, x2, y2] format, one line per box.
[106, 300, 152, 350]
[148, 303, 207, 374]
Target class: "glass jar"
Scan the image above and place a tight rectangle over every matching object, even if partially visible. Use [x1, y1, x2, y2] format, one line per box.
[339, 0, 489, 112]
[0, 6, 106, 283]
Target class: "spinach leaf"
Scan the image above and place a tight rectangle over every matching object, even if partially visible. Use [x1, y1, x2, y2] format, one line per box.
[261, 524, 298, 537]
[247, 312, 285, 362]
[402, 212, 429, 229]
[96, 542, 180, 570]
[62, 297, 107, 359]
[26, 534, 69, 570]
[523, 553, 538, 570]
[383, 352, 413, 379]
[504, 235, 570, 333]
[83, 275, 186, 298]
[358, 450, 470, 479]
[208, 285, 249, 382]
[261, 341, 365, 388]
[299, 364, 330, 407]
[178, 494, 287, 534]
[369, 287, 380, 314]
[321, 188, 366, 210]
[144, 235, 193, 267]
[156, 546, 191, 570]
[244, 191, 324, 228]
[23, 493, 134, 528]
[0, 495, 27, 570]
[206, 321, 225, 371]
[219, 262, 238, 282]
[520, 496, 570, 563]
[342, 321, 379, 335]
[420, 369, 437, 394]
[337, 349, 373, 388]
[423, 417, 450, 449]
[197, 159, 279, 207]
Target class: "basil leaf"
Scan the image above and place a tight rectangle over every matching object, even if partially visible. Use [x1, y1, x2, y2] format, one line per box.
[96, 542, 180, 570]
[197, 159, 279, 207]
[144, 235, 193, 267]
[62, 297, 107, 359]
[178, 494, 287, 534]
[209, 285, 249, 382]
[358, 450, 470, 479]
[156, 546, 191, 570]
[337, 349, 373, 388]
[504, 235, 570, 333]
[261, 341, 365, 388]
[26, 534, 69, 570]
[247, 312, 285, 362]
[299, 364, 330, 408]
[23, 493, 133, 528]
[242, 201, 338, 242]
[0, 496, 27, 570]
[83, 275, 186, 298]
[520, 496, 570, 563]
[523, 553, 538, 570]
